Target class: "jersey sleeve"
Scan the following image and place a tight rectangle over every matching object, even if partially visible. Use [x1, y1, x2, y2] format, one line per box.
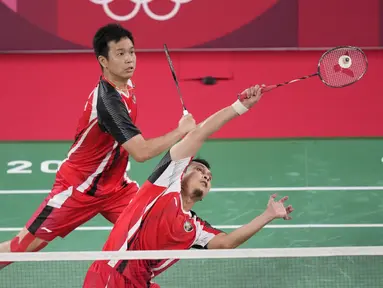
[147, 151, 192, 191]
[96, 79, 141, 144]
[192, 217, 225, 249]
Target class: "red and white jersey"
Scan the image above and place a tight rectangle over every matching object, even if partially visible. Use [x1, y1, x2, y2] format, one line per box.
[57, 77, 140, 196]
[98, 151, 223, 287]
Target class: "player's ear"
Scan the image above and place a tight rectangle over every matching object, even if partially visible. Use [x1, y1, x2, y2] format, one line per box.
[98, 55, 108, 69]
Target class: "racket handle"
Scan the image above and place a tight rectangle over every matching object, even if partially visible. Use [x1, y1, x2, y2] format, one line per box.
[260, 85, 277, 93]
[237, 85, 274, 100]
[237, 92, 247, 101]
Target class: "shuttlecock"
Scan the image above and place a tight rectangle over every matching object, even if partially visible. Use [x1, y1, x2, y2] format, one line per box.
[339, 55, 352, 69]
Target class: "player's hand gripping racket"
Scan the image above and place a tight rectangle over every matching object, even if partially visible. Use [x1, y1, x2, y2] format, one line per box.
[238, 46, 368, 99]
[164, 44, 189, 116]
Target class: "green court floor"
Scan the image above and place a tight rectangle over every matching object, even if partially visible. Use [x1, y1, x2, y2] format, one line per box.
[1, 139, 383, 287]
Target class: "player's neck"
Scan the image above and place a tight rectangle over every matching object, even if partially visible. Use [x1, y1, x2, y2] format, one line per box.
[103, 73, 128, 91]
[180, 193, 196, 212]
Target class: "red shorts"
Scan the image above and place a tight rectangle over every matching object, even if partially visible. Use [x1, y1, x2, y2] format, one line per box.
[83, 262, 159, 288]
[25, 180, 139, 241]
[83, 262, 128, 288]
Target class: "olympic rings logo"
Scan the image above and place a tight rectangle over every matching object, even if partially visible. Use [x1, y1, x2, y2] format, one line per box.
[90, 0, 192, 21]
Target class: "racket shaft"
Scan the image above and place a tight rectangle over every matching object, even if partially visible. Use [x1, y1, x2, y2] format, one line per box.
[263, 73, 318, 92]
[237, 73, 318, 100]
[164, 44, 189, 114]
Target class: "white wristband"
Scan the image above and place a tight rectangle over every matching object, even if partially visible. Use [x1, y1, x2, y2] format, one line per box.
[231, 99, 248, 115]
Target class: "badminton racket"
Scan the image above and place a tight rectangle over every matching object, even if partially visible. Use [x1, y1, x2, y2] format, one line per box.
[164, 44, 188, 116]
[239, 46, 368, 99]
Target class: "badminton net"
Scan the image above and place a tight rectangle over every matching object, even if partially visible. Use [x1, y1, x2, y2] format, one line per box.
[1, 246, 383, 287]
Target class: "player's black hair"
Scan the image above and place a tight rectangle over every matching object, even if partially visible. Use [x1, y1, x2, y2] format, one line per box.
[93, 23, 134, 60]
[192, 158, 211, 169]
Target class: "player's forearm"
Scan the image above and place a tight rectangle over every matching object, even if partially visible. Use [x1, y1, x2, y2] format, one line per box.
[144, 128, 185, 160]
[192, 105, 239, 141]
[211, 212, 274, 249]
[122, 128, 186, 162]
[170, 103, 244, 161]
[179, 105, 239, 153]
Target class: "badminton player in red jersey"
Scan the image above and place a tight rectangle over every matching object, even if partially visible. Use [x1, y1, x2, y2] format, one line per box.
[83, 85, 295, 288]
[0, 23, 196, 267]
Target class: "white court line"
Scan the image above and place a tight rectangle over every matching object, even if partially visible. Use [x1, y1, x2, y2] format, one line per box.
[1, 186, 383, 195]
[0, 190, 50, 194]
[211, 186, 383, 192]
[0, 223, 383, 232]
[217, 224, 383, 229]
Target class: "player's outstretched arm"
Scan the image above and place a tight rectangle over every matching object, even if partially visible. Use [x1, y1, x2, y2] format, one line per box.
[122, 115, 196, 162]
[97, 80, 196, 163]
[170, 85, 263, 161]
[207, 194, 294, 249]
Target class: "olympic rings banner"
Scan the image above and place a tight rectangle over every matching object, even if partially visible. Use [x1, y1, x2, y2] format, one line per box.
[0, 0, 382, 51]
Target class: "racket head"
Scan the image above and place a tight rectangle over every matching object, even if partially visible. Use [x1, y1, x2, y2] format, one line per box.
[317, 46, 368, 88]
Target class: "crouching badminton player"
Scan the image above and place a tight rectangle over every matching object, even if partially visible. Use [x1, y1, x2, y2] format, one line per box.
[83, 84, 294, 288]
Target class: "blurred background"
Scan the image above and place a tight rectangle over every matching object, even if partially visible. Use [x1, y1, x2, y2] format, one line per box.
[0, 0, 383, 281]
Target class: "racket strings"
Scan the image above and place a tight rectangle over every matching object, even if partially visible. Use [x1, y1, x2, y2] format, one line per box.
[319, 47, 367, 88]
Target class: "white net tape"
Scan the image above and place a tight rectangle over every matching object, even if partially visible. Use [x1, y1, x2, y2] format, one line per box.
[1, 246, 383, 288]
[1, 246, 383, 261]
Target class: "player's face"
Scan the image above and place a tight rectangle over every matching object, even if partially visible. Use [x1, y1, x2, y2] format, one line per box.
[105, 37, 136, 80]
[183, 162, 212, 201]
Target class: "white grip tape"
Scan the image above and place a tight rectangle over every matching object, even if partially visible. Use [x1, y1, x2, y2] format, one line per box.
[231, 99, 248, 115]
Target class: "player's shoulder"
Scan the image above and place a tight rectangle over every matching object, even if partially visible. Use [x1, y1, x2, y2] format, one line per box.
[148, 151, 173, 184]
[97, 78, 119, 99]
[148, 151, 193, 185]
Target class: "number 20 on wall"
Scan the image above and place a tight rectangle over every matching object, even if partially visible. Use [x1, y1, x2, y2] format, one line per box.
[6, 160, 131, 174]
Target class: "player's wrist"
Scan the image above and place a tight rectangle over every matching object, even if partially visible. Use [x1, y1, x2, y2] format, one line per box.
[175, 126, 188, 137]
[231, 99, 249, 115]
[259, 210, 276, 222]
